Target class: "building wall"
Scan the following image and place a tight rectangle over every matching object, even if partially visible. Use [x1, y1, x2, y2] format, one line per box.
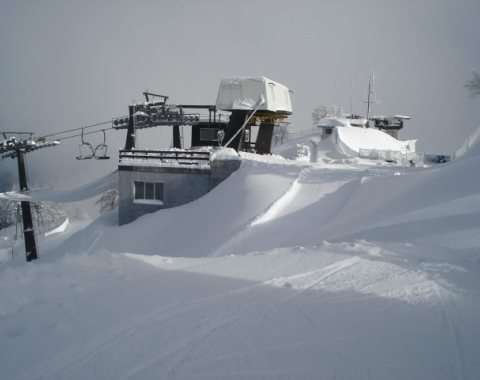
[119, 166, 210, 225]
[210, 159, 241, 189]
[118, 159, 241, 225]
[383, 129, 400, 140]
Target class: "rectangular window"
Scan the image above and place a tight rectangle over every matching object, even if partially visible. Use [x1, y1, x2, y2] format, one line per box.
[199, 128, 218, 141]
[134, 181, 164, 205]
[134, 181, 144, 199]
[145, 182, 154, 199]
[155, 183, 164, 201]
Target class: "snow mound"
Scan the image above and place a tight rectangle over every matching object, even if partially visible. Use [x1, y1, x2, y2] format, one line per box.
[272, 130, 350, 163]
[210, 147, 240, 161]
[273, 127, 415, 164]
[335, 126, 415, 155]
[53, 159, 301, 258]
[44, 218, 69, 237]
[455, 125, 480, 159]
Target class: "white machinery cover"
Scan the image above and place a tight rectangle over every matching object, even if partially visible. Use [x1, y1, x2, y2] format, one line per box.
[216, 77, 292, 114]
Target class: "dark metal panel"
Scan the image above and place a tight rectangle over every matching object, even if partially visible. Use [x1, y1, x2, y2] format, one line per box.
[255, 122, 275, 154]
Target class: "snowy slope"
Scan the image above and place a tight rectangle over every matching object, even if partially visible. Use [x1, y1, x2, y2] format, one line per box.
[0, 170, 118, 203]
[1, 132, 480, 380]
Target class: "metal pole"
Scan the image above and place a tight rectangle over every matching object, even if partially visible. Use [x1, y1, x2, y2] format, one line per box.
[223, 96, 266, 149]
[173, 126, 182, 149]
[16, 150, 38, 261]
[366, 78, 371, 125]
[124, 105, 136, 150]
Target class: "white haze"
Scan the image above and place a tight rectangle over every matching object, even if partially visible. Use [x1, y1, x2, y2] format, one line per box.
[0, 0, 479, 187]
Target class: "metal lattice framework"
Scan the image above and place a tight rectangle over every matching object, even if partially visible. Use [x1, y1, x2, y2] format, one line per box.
[0, 132, 60, 161]
[0, 132, 60, 262]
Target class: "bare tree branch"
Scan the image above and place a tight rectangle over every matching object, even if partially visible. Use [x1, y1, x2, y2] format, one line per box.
[465, 71, 480, 98]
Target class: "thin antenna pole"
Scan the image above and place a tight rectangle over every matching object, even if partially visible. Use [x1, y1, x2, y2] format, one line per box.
[365, 72, 376, 127]
[350, 76, 353, 115]
[366, 77, 371, 123]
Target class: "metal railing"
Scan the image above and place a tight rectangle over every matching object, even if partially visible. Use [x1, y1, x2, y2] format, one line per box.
[119, 149, 211, 165]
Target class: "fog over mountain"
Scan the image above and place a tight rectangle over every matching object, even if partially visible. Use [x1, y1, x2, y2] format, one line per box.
[1, 0, 479, 187]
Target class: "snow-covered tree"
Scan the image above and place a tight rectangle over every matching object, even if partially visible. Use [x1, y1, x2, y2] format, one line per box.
[465, 70, 480, 98]
[0, 171, 16, 230]
[0, 200, 16, 230]
[1, 201, 68, 233]
[272, 124, 290, 146]
[32, 202, 67, 229]
[312, 104, 344, 125]
[96, 189, 119, 214]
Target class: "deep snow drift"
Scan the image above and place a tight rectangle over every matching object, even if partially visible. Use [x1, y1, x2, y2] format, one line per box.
[1, 130, 480, 380]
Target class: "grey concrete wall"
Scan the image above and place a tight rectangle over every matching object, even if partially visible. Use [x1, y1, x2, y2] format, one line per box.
[210, 159, 241, 189]
[119, 166, 210, 225]
[119, 160, 241, 225]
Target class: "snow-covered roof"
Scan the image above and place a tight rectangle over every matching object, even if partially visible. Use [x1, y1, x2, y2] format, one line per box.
[118, 147, 240, 169]
[317, 118, 350, 128]
[336, 126, 416, 154]
[317, 117, 367, 128]
[216, 77, 292, 114]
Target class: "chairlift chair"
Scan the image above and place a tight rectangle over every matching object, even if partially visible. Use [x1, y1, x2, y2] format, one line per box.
[76, 128, 95, 160]
[94, 130, 110, 160]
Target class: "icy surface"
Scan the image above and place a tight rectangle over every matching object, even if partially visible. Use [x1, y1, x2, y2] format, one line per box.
[1, 131, 480, 380]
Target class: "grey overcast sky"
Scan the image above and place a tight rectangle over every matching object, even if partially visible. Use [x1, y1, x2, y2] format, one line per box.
[1, 0, 479, 186]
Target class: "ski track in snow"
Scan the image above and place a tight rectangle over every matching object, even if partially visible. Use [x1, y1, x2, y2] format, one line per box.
[433, 283, 466, 380]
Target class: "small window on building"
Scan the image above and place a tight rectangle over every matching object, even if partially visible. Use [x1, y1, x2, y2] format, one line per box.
[199, 128, 218, 141]
[134, 181, 164, 205]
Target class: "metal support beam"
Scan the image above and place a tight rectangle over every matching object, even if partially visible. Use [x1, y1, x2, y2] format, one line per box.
[172, 125, 182, 149]
[16, 151, 38, 262]
[124, 105, 136, 150]
[223, 110, 249, 151]
[255, 122, 275, 154]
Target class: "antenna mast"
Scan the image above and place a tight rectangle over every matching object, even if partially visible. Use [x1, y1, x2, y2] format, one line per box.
[350, 76, 353, 115]
[364, 72, 377, 126]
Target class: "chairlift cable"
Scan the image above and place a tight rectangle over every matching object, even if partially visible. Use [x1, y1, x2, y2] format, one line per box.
[54, 127, 114, 142]
[38, 120, 112, 140]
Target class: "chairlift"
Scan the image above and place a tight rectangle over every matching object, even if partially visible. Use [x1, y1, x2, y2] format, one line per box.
[94, 130, 110, 160]
[76, 128, 95, 160]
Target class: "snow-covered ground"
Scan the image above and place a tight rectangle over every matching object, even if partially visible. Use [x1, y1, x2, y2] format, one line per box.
[1, 129, 480, 380]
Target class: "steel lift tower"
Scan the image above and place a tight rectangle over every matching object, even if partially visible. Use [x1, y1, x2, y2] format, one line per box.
[0, 133, 59, 261]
